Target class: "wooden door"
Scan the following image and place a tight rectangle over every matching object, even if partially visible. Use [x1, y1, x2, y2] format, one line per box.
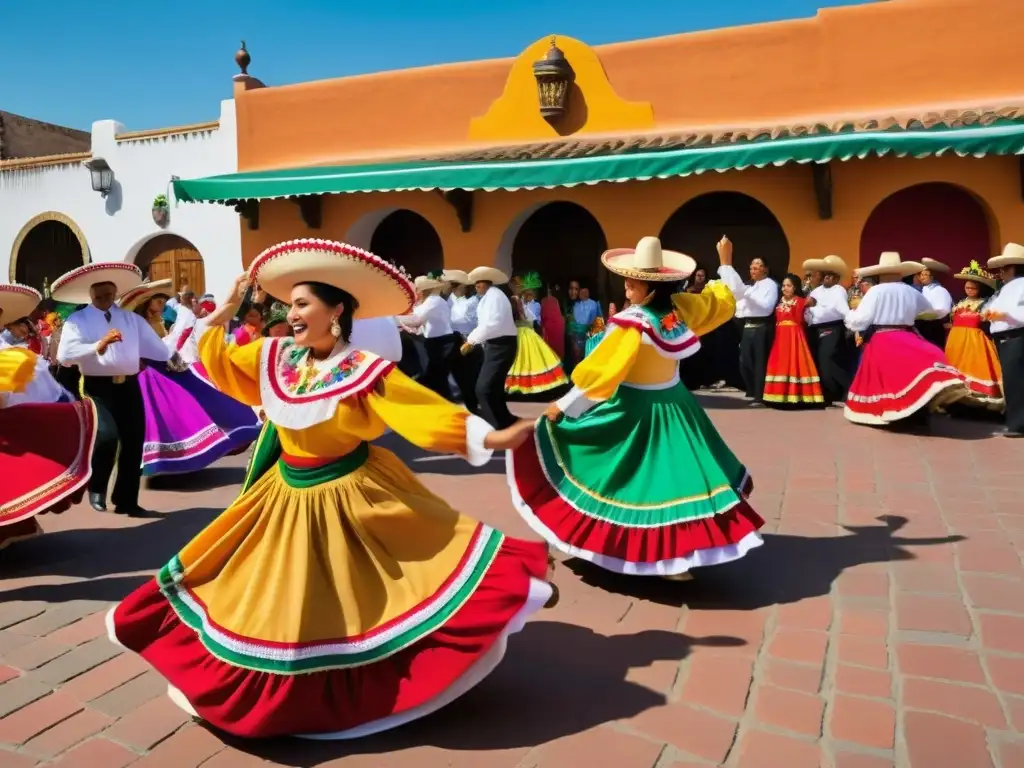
[135, 235, 206, 296]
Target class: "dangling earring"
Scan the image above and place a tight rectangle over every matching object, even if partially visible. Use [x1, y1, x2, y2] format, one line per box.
[330, 317, 342, 338]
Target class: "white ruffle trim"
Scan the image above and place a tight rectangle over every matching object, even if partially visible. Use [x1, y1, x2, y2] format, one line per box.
[465, 414, 495, 467]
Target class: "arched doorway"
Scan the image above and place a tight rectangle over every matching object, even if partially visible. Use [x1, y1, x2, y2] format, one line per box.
[135, 235, 206, 296]
[860, 183, 991, 290]
[369, 210, 443, 278]
[11, 213, 89, 294]
[509, 202, 608, 304]
[659, 192, 790, 281]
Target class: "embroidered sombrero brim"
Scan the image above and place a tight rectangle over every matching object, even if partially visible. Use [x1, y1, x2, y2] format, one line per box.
[953, 273, 997, 289]
[249, 239, 415, 319]
[0, 283, 43, 323]
[601, 248, 696, 282]
[118, 279, 174, 313]
[50, 263, 144, 305]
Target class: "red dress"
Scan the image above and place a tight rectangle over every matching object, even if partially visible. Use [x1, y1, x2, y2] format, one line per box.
[763, 297, 824, 405]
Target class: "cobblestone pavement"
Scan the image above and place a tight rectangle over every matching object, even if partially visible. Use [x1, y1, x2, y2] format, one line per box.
[2, 394, 1024, 767]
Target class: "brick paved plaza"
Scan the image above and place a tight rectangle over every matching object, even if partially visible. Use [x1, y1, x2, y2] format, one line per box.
[2, 394, 1023, 768]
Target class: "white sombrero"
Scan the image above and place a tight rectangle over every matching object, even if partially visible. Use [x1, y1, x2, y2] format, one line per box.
[467, 266, 509, 285]
[441, 269, 471, 285]
[802, 254, 849, 279]
[952, 260, 997, 290]
[248, 239, 415, 319]
[601, 236, 696, 282]
[920, 258, 951, 274]
[854, 252, 925, 279]
[50, 262, 143, 305]
[118, 279, 174, 313]
[0, 283, 42, 323]
[987, 242, 1024, 270]
[414, 275, 445, 292]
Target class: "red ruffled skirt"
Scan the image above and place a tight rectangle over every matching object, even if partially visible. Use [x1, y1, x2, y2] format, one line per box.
[763, 322, 824, 405]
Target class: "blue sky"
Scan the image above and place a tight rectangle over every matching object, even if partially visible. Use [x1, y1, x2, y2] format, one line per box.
[1, 0, 871, 132]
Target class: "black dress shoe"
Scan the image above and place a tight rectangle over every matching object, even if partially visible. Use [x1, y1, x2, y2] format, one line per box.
[88, 493, 107, 512]
[114, 506, 153, 518]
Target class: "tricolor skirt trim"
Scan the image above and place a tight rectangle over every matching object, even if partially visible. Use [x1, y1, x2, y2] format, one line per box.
[505, 326, 569, 396]
[507, 381, 764, 577]
[844, 329, 968, 425]
[108, 423, 551, 739]
[0, 399, 98, 550]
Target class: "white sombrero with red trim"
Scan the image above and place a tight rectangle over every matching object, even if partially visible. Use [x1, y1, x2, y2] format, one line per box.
[248, 239, 415, 319]
[50, 262, 143, 305]
[601, 236, 696, 282]
[0, 283, 43, 323]
[118, 279, 174, 313]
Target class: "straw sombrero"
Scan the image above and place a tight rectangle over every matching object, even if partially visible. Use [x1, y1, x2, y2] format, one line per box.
[854, 252, 925, 279]
[953, 260, 997, 289]
[441, 269, 471, 285]
[50, 263, 143, 305]
[248, 239, 415, 320]
[118, 279, 174, 313]
[987, 242, 1024, 270]
[601, 236, 696, 282]
[802, 255, 849, 279]
[414, 275, 445, 292]
[467, 266, 509, 285]
[0, 283, 42, 323]
[920, 258, 951, 274]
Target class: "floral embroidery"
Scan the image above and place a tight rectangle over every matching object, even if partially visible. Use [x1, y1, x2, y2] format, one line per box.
[660, 312, 679, 332]
[279, 344, 367, 395]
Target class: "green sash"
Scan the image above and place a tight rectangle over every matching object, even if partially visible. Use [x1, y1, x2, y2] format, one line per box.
[240, 422, 369, 492]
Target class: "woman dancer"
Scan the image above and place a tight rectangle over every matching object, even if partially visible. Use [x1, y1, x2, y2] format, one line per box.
[121, 281, 261, 476]
[844, 252, 967, 427]
[107, 239, 555, 739]
[508, 236, 764, 581]
[505, 291, 569, 399]
[1, 284, 98, 551]
[944, 261, 1003, 411]
[763, 274, 824, 407]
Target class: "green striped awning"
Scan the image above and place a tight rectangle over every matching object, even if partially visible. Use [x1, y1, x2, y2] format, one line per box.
[171, 120, 1024, 204]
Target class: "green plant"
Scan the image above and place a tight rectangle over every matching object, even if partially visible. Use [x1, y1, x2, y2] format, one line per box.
[153, 194, 169, 208]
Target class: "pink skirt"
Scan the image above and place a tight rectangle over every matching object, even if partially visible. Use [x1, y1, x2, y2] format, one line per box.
[844, 329, 966, 425]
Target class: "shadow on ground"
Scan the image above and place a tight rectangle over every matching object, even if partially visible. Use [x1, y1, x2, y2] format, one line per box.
[220, 622, 743, 766]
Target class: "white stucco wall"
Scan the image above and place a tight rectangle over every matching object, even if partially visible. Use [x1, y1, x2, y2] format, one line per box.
[0, 99, 241, 299]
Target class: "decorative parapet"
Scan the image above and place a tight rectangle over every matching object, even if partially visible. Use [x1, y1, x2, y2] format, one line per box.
[115, 120, 220, 144]
[0, 151, 91, 172]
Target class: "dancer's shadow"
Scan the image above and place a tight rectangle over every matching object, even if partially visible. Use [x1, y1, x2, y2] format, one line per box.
[146, 465, 247, 492]
[692, 392, 754, 410]
[565, 515, 965, 609]
[378, 432, 503, 476]
[221, 622, 744, 766]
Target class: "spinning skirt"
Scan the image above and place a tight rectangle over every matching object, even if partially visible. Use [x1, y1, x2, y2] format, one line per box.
[505, 326, 568, 396]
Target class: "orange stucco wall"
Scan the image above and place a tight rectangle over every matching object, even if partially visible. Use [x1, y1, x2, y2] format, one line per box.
[241, 154, 1023, 277]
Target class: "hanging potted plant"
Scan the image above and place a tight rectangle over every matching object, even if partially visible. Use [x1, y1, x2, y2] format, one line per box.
[152, 194, 170, 227]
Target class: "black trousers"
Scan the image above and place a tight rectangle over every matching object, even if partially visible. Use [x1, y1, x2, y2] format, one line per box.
[738, 320, 773, 401]
[55, 366, 82, 400]
[811, 321, 853, 405]
[475, 336, 518, 429]
[995, 332, 1024, 434]
[422, 333, 481, 413]
[916, 318, 948, 349]
[83, 374, 145, 509]
[398, 332, 429, 382]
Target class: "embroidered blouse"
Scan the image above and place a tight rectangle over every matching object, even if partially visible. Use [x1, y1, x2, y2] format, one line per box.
[555, 283, 735, 418]
[951, 297, 987, 330]
[198, 326, 493, 465]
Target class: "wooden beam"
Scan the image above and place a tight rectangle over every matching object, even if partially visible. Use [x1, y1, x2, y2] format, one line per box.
[436, 189, 473, 232]
[811, 163, 833, 220]
[232, 199, 260, 230]
[290, 195, 323, 229]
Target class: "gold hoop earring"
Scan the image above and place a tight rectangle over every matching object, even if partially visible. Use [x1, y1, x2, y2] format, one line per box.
[330, 317, 342, 338]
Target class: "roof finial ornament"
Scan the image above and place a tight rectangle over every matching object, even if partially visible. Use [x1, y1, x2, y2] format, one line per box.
[235, 40, 251, 76]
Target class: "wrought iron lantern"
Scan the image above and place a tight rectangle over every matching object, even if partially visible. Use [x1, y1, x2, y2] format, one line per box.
[532, 36, 575, 123]
[84, 157, 114, 198]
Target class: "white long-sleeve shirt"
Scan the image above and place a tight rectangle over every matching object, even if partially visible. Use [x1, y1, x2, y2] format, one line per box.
[399, 295, 453, 338]
[844, 282, 932, 333]
[806, 284, 850, 326]
[985, 277, 1024, 334]
[467, 287, 517, 345]
[450, 295, 479, 337]
[921, 282, 954, 320]
[717, 265, 779, 319]
[57, 304, 170, 376]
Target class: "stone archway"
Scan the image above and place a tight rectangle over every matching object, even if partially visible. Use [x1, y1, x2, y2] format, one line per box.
[134, 234, 206, 296]
[10, 212, 89, 293]
[659, 192, 790, 281]
[368, 210, 444, 278]
[507, 202, 608, 304]
[860, 183, 991, 290]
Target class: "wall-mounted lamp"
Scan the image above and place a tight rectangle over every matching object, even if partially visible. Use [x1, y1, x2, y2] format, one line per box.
[532, 36, 575, 123]
[84, 157, 114, 198]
